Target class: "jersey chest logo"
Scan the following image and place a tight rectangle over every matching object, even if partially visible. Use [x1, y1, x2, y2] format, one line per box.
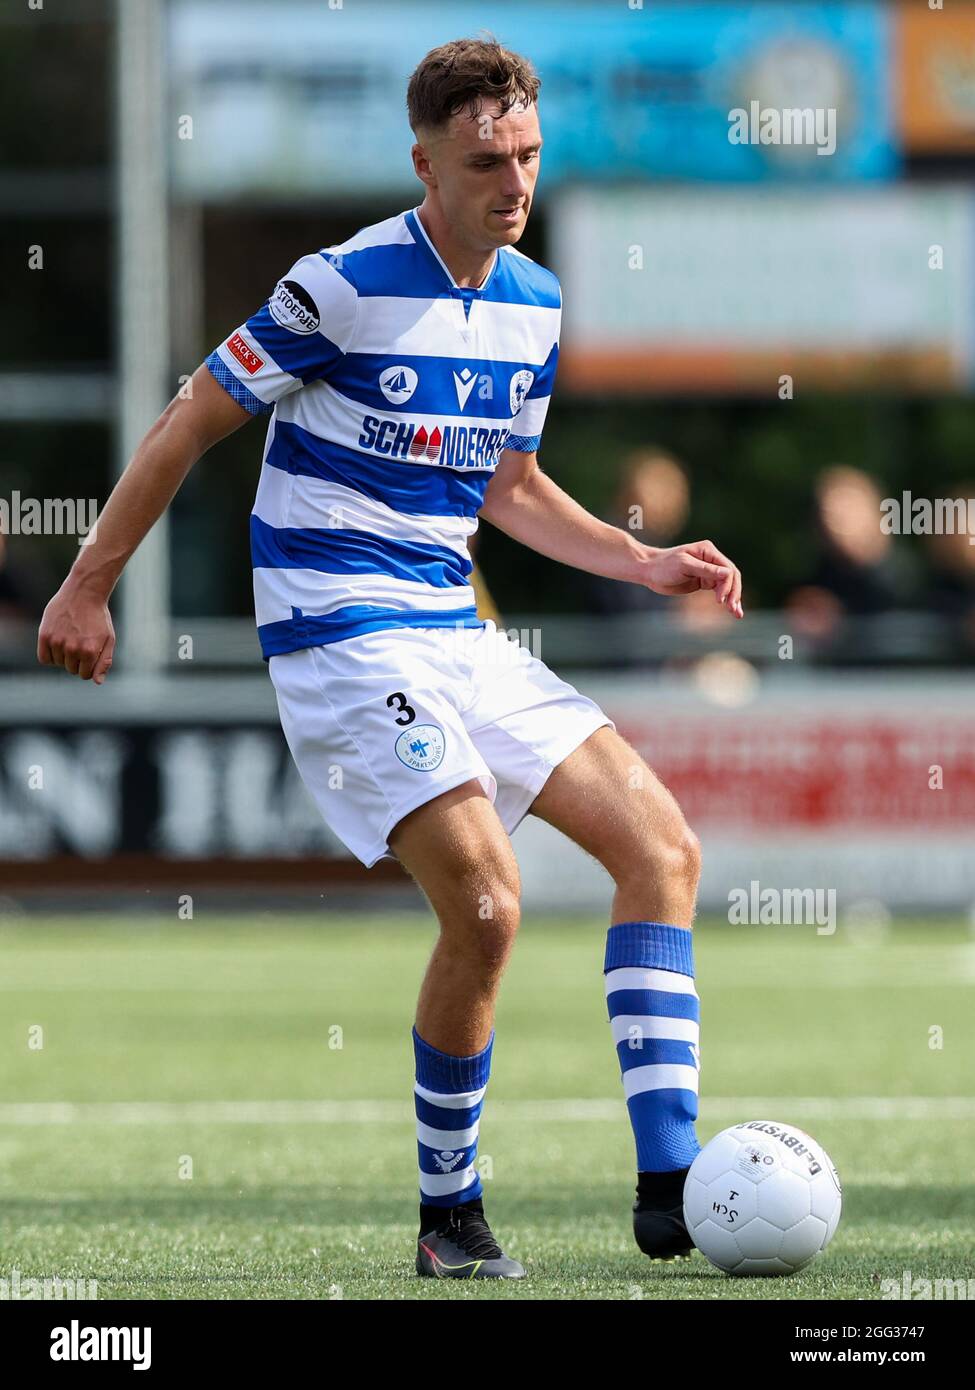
[379, 365, 418, 405]
[453, 367, 478, 412]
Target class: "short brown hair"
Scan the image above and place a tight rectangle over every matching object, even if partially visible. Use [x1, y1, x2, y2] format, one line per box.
[407, 36, 540, 134]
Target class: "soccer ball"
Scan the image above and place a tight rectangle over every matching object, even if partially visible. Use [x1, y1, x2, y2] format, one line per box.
[683, 1120, 841, 1275]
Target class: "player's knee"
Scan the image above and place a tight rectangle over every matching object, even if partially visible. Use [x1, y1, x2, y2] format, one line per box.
[474, 856, 521, 954]
[445, 841, 520, 945]
[672, 822, 702, 891]
[618, 816, 701, 897]
[653, 819, 701, 892]
[475, 897, 521, 978]
[446, 861, 521, 979]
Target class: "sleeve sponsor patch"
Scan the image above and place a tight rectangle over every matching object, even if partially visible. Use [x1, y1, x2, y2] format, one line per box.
[227, 331, 265, 375]
[268, 278, 321, 335]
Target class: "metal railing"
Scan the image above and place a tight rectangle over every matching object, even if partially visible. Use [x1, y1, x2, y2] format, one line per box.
[1, 609, 972, 675]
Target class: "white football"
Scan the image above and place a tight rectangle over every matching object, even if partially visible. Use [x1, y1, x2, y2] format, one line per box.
[683, 1120, 842, 1275]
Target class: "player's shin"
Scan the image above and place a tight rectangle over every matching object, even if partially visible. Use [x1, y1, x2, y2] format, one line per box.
[604, 921, 701, 1257]
[604, 921, 701, 1172]
[413, 1025, 492, 1229]
[412, 1026, 524, 1277]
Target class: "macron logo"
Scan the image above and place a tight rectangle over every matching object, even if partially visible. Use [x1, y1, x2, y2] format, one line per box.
[453, 367, 478, 412]
[227, 332, 264, 375]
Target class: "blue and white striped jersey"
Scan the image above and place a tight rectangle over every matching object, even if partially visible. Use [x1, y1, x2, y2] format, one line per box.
[205, 206, 561, 659]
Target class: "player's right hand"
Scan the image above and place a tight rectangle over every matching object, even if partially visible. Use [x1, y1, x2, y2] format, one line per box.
[642, 539, 744, 618]
[37, 581, 116, 684]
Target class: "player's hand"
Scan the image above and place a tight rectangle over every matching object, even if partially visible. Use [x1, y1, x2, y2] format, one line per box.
[37, 579, 116, 683]
[642, 540, 744, 618]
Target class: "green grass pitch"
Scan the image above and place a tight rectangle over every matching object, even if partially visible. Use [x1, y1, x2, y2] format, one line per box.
[0, 913, 972, 1300]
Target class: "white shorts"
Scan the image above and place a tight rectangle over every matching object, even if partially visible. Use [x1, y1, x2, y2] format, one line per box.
[268, 620, 613, 867]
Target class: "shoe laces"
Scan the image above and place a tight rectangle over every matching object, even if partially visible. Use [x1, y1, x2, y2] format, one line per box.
[440, 1204, 503, 1260]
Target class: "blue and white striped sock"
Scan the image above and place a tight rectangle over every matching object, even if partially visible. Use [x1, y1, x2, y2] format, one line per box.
[413, 1026, 492, 1210]
[604, 921, 701, 1172]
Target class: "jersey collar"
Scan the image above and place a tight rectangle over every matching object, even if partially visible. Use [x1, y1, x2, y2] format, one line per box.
[407, 206, 499, 296]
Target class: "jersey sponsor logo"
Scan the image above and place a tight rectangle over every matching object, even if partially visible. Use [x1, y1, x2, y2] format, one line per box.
[379, 364, 418, 404]
[358, 416, 509, 470]
[509, 369, 534, 415]
[452, 366, 477, 412]
[394, 724, 446, 772]
[227, 332, 265, 375]
[268, 279, 320, 334]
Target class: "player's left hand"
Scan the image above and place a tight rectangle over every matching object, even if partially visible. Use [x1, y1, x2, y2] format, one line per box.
[642, 540, 744, 618]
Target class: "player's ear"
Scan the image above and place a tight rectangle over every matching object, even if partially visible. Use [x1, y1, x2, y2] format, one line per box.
[411, 141, 436, 188]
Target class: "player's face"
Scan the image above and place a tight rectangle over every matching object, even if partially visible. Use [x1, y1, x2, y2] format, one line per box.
[427, 102, 542, 250]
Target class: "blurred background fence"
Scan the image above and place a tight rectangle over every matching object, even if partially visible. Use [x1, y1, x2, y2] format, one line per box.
[2, 0, 974, 911]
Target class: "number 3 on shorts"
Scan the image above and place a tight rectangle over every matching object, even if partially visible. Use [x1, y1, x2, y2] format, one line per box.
[386, 692, 416, 727]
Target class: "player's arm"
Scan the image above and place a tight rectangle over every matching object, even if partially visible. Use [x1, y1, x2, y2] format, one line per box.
[480, 447, 744, 617]
[39, 248, 355, 683]
[37, 365, 253, 683]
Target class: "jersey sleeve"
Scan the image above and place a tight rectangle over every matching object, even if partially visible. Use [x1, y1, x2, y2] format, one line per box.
[205, 252, 357, 415]
[505, 287, 561, 453]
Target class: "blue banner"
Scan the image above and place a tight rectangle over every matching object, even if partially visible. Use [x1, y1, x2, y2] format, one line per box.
[171, 1, 897, 197]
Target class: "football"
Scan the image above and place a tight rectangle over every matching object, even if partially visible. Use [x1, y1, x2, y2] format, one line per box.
[683, 1121, 842, 1275]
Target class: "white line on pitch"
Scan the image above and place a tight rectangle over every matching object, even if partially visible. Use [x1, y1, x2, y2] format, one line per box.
[0, 1097, 973, 1125]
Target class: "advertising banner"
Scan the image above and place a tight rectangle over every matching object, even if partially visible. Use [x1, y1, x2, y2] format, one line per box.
[552, 185, 975, 393]
[2, 672, 972, 910]
[897, 2, 975, 154]
[169, 0, 896, 198]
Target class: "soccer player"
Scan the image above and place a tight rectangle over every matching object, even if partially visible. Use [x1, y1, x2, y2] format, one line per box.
[38, 38, 743, 1279]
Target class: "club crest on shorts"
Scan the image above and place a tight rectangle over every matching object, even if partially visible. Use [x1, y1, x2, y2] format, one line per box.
[394, 724, 446, 771]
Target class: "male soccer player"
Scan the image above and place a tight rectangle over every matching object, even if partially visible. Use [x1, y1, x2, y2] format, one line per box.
[38, 38, 743, 1279]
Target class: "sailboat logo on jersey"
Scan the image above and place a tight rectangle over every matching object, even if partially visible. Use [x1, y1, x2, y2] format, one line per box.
[379, 365, 419, 405]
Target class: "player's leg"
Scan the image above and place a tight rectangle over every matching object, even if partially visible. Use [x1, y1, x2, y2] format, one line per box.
[389, 780, 526, 1279]
[529, 725, 702, 1259]
[392, 780, 521, 1056]
[268, 632, 525, 1278]
[531, 724, 700, 927]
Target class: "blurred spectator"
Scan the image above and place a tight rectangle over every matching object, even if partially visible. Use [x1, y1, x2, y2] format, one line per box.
[924, 483, 975, 643]
[585, 447, 746, 672]
[0, 534, 53, 668]
[0, 533, 41, 624]
[785, 466, 910, 639]
[589, 448, 691, 616]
